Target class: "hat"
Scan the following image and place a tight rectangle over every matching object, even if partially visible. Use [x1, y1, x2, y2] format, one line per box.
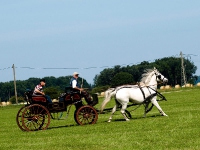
[40, 79, 46, 83]
[73, 72, 79, 75]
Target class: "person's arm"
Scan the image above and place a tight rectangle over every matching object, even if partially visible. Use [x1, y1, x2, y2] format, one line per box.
[34, 86, 45, 95]
[72, 80, 84, 91]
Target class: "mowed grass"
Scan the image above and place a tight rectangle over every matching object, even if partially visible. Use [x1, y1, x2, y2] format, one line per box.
[0, 87, 200, 150]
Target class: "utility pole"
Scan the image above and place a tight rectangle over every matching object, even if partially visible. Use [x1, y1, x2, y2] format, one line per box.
[12, 64, 18, 104]
[180, 51, 187, 86]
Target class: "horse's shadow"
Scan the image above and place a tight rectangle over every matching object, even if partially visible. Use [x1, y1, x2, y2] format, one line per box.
[111, 114, 163, 122]
[47, 114, 163, 130]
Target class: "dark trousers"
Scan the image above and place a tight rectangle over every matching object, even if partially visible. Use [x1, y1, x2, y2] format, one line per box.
[45, 95, 52, 103]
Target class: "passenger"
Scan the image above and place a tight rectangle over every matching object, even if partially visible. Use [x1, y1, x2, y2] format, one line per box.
[33, 79, 52, 103]
[70, 72, 97, 106]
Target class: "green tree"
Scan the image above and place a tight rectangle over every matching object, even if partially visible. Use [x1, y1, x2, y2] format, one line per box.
[0, 76, 91, 101]
[95, 68, 115, 86]
[9, 96, 24, 104]
[93, 57, 197, 88]
[44, 87, 60, 99]
[153, 57, 197, 86]
[111, 72, 134, 87]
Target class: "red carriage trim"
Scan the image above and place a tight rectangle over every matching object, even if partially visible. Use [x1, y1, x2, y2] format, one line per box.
[64, 93, 81, 101]
[72, 94, 81, 100]
[32, 96, 47, 102]
[65, 95, 71, 101]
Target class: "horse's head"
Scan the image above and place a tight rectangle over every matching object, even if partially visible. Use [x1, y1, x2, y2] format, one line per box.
[141, 67, 168, 86]
[153, 67, 168, 84]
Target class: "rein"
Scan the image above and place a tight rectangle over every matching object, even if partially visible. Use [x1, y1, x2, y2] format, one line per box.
[147, 86, 167, 101]
[80, 77, 83, 94]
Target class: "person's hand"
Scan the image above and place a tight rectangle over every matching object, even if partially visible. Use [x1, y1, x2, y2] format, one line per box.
[80, 88, 84, 91]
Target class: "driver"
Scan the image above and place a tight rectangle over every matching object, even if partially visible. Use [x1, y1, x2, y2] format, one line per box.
[70, 72, 97, 106]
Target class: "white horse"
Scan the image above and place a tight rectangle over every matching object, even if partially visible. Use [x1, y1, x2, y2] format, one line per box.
[100, 67, 168, 122]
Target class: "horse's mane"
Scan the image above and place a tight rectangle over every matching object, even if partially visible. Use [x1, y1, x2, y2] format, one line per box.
[140, 69, 155, 84]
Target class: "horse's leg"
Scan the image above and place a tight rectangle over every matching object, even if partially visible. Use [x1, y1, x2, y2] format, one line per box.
[120, 102, 130, 121]
[151, 97, 168, 116]
[108, 103, 118, 122]
[143, 102, 150, 118]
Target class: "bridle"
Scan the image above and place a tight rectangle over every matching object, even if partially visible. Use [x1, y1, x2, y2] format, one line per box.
[154, 71, 167, 84]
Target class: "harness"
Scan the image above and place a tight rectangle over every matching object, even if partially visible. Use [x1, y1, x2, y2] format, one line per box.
[138, 83, 146, 100]
[115, 84, 167, 113]
[116, 84, 166, 101]
[113, 69, 167, 112]
[112, 69, 167, 116]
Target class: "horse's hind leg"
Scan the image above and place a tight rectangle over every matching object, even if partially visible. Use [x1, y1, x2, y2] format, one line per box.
[108, 104, 118, 122]
[120, 103, 130, 121]
[143, 102, 150, 118]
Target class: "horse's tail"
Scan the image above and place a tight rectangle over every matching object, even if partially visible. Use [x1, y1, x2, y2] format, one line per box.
[100, 88, 116, 112]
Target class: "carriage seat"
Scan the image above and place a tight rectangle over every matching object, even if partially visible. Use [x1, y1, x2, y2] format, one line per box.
[32, 95, 47, 103]
[64, 92, 81, 101]
[24, 89, 47, 104]
[64, 86, 82, 101]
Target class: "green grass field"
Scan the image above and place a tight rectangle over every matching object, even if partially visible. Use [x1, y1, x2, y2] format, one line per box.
[0, 87, 200, 150]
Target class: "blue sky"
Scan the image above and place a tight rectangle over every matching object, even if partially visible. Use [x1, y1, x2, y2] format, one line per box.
[0, 0, 200, 84]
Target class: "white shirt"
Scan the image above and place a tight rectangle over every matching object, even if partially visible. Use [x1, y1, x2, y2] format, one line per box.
[72, 80, 77, 88]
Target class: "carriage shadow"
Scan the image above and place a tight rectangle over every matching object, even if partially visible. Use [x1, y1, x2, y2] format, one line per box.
[47, 124, 79, 130]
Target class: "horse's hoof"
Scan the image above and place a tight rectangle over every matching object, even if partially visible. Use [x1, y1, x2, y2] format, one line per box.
[108, 120, 111, 123]
[126, 119, 130, 121]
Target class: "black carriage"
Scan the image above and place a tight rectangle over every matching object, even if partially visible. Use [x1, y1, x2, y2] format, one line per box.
[16, 87, 98, 131]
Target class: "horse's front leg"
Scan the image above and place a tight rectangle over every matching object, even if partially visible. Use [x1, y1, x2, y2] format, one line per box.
[151, 97, 168, 116]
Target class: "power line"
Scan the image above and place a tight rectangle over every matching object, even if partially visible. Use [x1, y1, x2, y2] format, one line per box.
[0, 54, 199, 71]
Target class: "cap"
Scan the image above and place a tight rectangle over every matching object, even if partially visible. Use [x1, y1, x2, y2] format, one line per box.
[73, 72, 79, 76]
[40, 79, 46, 83]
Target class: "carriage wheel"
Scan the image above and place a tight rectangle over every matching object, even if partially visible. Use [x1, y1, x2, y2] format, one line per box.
[21, 104, 51, 131]
[16, 106, 27, 131]
[74, 105, 98, 125]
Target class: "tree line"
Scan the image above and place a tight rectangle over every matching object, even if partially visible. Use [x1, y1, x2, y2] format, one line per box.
[0, 76, 91, 102]
[92, 57, 198, 92]
[0, 56, 198, 103]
